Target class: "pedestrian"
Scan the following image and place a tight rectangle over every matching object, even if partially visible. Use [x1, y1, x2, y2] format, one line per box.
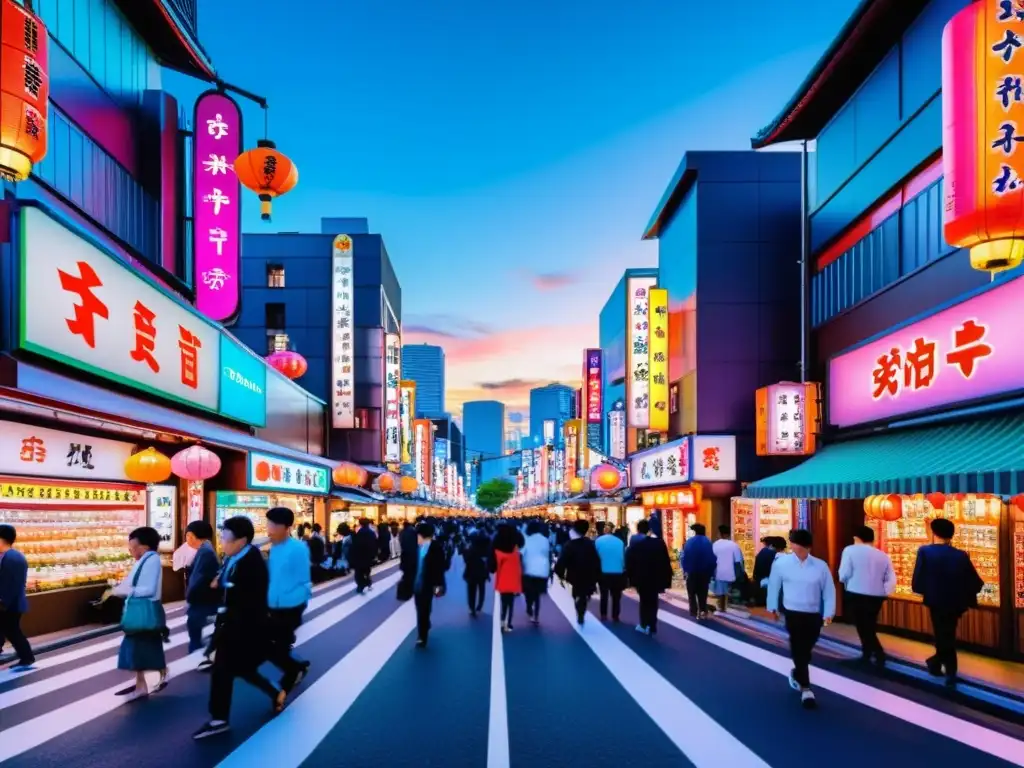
[0, 524, 34, 670]
[183, 521, 219, 658]
[492, 524, 524, 632]
[626, 519, 673, 635]
[681, 522, 716, 620]
[377, 521, 392, 563]
[112, 527, 168, 700]
[307, 523, 326, 582]
[410, 522, 448, 648]
[390, 523, 401, 559]
[767, 528, 836, 709]
[648, 510, 663, 539]
[752, 536, 778, 606]
[521, 521, 551, 624]
[629, 522, 647, 548]
[351, 518, 378, 594]
[839, 525, 896, 667]
[614, 523, 629, 547]
[554, 519, 602, 625]
[265, 507, 313, 694]
[193, 516, 284, 740]
[461, 527, 491, 617]
[912, 517, 984, 686]
[711, 525, 744, 613]
[595, 522, 627, 622]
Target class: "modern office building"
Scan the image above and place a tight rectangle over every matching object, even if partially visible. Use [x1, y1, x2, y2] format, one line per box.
[402, 343, 446, 417]
[235, 217, 402, 464]
[430, 414, 464, 477]
[529, 384, 574, 447]
[462, 400, 505, 462]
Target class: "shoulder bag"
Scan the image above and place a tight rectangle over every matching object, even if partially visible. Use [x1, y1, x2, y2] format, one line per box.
[121, 552, 166, 635]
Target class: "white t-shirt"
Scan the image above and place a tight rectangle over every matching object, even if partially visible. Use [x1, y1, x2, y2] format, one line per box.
[712, 539, 743, 583]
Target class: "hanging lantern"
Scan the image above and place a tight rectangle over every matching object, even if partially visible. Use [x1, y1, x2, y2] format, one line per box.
[234, 139, 298, 221]
[591, 463, 621, 492]
[879, 494, 903, 522]
[399, 476, 418, 494]
[0, 0, 49, 182]
[124, 448, 172, 485]
[332, 462, 367, 487]
[266, 349, 307, 380]
[170, 444, 221, 481]
[569, 476, 585, 495]
[862, 495, 875, 519]
[863, 495, 883, 520]
[376, 472, 396, 493]
[925, 492, 946, 511]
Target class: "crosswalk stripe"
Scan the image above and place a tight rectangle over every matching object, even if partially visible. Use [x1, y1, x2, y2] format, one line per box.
[649, 604, 1024, 766]
[217, 599, 417, 767]
[0, 570, 403, 763]
[487, 597, 510, 768]
[549, 584, 770, 768]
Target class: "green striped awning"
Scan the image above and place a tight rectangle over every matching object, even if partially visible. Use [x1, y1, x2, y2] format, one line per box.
[744, 412, 1024, 500]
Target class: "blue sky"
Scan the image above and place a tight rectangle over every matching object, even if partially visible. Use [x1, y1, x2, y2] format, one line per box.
[168, 0, 859, 417]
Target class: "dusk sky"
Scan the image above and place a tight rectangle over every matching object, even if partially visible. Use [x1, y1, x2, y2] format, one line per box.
[169, 0, 859, 420]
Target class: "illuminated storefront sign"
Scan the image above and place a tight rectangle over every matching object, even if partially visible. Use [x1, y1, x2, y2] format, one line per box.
[384, 334, 401, 463]
[331, 234, 355, 428]
[193, 91, 243, 322]
[0, 421, 136, 481]
[400, 380, 416, 464]
[413, 419, 432, 485]
[247, 451, 329, 495]
[608, 404, 626, 460]
[692, 435, 737, 482]
[219, 335, 267, 427]
[631, 437, 690, 488]
[0, 478, 144, 506]
[755, 381, 818, 456]
[828, 276, 1024, 427]
[563, 420, 580, 491]
[626, 276, 657, 428]
[648, 288, 669, 432]
[584, 348, 602, 423]
[641, 489, 697, 509]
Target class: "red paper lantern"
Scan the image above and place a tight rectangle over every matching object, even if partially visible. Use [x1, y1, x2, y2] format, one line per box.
[332, 462, 367, 487]
[879, 494, 903, 522]
[1010, 493, 1024, 511]
[0, 0, 49, 182]
[267, 350, 307, 380]
[591, 463, 621, 492]
[170, 444, 221, 481]
[925, 492, 946, 511]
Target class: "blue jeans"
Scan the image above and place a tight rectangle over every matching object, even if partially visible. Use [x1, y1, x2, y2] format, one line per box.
[186, 605, 218, 653]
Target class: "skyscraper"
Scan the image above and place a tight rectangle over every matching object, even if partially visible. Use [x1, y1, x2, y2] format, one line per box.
[529, 384, 575, 446]
[463, 400, 505, 461]
[402, 343, 446, 417]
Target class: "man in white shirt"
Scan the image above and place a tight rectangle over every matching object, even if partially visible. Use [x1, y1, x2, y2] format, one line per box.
[838, 525, 895, 667]
[767, 528, 836, 709]
[711, 525, 744, 613]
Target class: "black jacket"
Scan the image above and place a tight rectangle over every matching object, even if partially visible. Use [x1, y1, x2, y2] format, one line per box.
[307, 535, 326, 566]
[377, 527, 392, 560]
[399, 527, 419, 574]
[185, 542, 220, 607]
[752, 547, 777, 586]
[350, 527, 378, 569]
[554, 537, 602, 597]
[218, 546, 271, 673]
[399, 538, 448, 597]
[461, 532, 491, 583]
[912, 543, 984, 614]
[626, 536, 674, 594]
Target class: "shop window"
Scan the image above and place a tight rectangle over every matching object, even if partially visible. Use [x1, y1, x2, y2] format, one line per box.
[267, 264, 285, 288]
[353, 408, 373, 429]
[267, 333, 289, 354]
[265, 303, 285, 333]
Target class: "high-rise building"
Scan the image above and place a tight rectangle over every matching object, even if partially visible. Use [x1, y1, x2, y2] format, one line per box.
[462, 400, 505, 462]
[529, 384, 574, 446]
[402, 344, 446, 418]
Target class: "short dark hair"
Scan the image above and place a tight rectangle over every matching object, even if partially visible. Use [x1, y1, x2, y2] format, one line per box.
[416, 522, 434, 538]
[186, 520, 213, 541]
[527, 521, 542, 536]
[718, 525, 731, 537]
[267, 507, 294, 527]
[129, 526, 161, 551]
[789, 528, 812, 548]
[636, 519, 650, 535]
[771, 536, 787, 551]
[359, 518, 372, 528]
[573, 519, 590, 536]
[312, 523, 322, 533]
[221, 515, 255, 544]
[931, 517, 955, 540]
[0, 524, 16, 545]
[854, 525, 875, 543]
[690, 523, 706, 536]
[595, 521, 606, 536]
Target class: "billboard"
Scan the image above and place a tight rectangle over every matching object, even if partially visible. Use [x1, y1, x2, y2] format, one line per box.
[648, 288, 669, 432]
[400, 380, 416, 464]
[413, 418, 432, 486]
[384, 334, 401, 462]
[626, 276, 657, 427]
[584, 348, 602, 424]
[330, 235, 355, 428]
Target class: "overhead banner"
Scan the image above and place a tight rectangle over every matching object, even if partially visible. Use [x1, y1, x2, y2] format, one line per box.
[648, 288, 669, 432]
[384, 334, 401, 463]
[331, 235, 355, 428]
[584, 348, 602, 424]
[400, 380, 416, 464]
[626, 276, 657, 428]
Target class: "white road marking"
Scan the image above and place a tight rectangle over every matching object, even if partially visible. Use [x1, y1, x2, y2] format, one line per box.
[217, 599, 417, 767]
[549, 583, 770, 768]
[487, 595, 510, 768]
[0, 570, 403, 763]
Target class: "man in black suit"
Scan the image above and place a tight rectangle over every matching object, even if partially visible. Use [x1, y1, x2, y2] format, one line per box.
[912, 517, 984, 685]
[626, 521, 674, 635]
[407, 523, 447, 648]
[554, 519, 602, 625]
[0, 525, 33, 669]
[351, 518, 378, 594]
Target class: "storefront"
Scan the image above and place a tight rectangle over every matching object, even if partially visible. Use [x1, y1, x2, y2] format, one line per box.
[730, 497, 808, 573]
[328, 489, 387, 532]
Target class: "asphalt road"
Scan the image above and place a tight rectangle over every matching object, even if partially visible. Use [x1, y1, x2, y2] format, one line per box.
[1, 558, 1022, 768]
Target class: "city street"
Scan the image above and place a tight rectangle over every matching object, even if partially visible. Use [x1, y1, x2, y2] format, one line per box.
[2, 560, 1021, 768]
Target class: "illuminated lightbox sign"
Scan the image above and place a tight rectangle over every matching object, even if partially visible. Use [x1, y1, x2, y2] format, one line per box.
[626, 276, 657, 428]
[331, 235, 355, 429]
[384, 334, 401, 463]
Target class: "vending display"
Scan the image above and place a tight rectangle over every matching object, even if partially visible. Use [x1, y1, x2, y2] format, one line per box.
[214, 492, 271, 549]
[731, 498, 756, 573]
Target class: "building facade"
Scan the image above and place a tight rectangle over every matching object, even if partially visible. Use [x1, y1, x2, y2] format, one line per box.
[462, 400, 505, 462]
[402, 343, 446, 418]
[529, 383, 574, 447]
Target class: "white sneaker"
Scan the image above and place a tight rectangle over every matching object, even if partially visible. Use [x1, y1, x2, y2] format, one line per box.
[801, 689, 817, 709]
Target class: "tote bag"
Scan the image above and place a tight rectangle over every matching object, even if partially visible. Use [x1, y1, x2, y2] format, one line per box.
[121, 553, 166, 635]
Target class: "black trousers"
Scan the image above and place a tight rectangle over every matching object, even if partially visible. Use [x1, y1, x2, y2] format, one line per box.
[637, 589, 660, 632]
[0, 611, 34, 664]
[209, 658, 278, 722]
[499, 593, 516, 625]
[355, 567, 372, 593]
[784, 610, 823, 689]
[523, 576, 546, 619]
[574, 595, 589, 623]
[686, 573, 711, 617]
[928, 607, 961, 677]
[598, 575, 624, 620]
[266, 605, 306, 690]
[466, 580, 485, 613]
[845, 592, 885, 659]
[414, 590, 434, 641]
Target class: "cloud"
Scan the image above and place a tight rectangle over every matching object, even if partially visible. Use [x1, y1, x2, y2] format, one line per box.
[402, 314, 492, 339]
[478, 378, 549, 391]
[528, 271, 580, 291]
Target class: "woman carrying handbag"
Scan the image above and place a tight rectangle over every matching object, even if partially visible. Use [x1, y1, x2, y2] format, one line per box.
[113, 527, 168, 700]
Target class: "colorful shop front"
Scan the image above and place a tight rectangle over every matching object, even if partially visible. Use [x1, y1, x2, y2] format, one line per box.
[745, 277, 1024, 659]
[0, 203, 331, 636]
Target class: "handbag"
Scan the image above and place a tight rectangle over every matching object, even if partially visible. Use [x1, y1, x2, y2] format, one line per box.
[396, 577, 413, 602]
[121, 553, 166, 635]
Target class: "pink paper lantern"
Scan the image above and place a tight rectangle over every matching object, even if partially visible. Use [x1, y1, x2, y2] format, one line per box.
[171, 444, 222, 481]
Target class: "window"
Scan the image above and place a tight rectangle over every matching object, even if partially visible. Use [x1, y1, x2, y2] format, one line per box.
[267, 264, 285, 288]
[265, 303, 285, 332]
[354, 408, 373, 429]
[267, 333, 290, 354]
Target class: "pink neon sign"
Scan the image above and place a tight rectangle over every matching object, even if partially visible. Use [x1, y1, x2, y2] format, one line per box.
[193, 91, 242, 323]
[828, 276, 1024, 428]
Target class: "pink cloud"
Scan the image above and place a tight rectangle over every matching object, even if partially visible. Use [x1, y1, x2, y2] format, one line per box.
[403, 323, 591, 366]
[529, 272, 580, 291]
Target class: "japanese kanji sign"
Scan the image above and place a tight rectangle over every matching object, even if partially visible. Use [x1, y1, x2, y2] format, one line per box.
[584, 348, 602, 424]
[193, 91, 242, 322]
[20, 206, 220, 411]
[692, 435, 737, 482]
[755, 381, 819, 456]
[608, 406, 626, 460]
[247, 451, 330, 495]
[413, 419, 433, 486]
[828, 276, 1024, 427]
[0, 420, 136, 481]
[331, 234, 356, 429]
[384, 334, 402, 463]
[630, 436, 691, 488]
[626, 276, 656, 428]
[0, 479, 144, 506]
[648, 288, 669, 432]
[400, 380, 416, 464]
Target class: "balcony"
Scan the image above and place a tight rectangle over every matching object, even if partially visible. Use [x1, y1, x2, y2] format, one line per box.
[113, 0, 215, 79]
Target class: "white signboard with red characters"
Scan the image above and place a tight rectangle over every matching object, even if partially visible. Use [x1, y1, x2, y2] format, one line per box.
[691, 435, 737, 482]
[20, 207, 219, 410]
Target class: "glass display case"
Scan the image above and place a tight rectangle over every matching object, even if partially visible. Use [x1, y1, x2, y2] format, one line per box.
[731, 497, 756, 573]
[214, 492, 271, 549]
[756, 499, 794, 546]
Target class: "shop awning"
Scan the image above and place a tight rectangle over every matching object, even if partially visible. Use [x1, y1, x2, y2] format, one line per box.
[744, 413, 1024, 499]
[331, 488, 385, 504]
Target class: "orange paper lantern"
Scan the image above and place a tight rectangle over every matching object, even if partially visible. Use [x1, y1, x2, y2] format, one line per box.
[399, 476, 418, 494]
[234, 139, 298, 221]
[266, 350, 307, 380]
[0, 0, 48, 182]
[862, 495, 876, 519]
[591, 463, 621, 492]
[376, 472, 396, 493]
[332, 462, 367, 487]
[124, 448, 172, 485]
[1010, 493, 1024, 511]
[569, 477, 585, 495]
[879, 494, 903, 522]
[925, 492, 946, 511]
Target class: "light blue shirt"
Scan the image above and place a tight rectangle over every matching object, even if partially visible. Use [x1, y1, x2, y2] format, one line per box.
[767, 552, 836, 619]
[595, 534, 625, 574]
[268, 537, 312, 609]
[414, 542, 430, 594]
